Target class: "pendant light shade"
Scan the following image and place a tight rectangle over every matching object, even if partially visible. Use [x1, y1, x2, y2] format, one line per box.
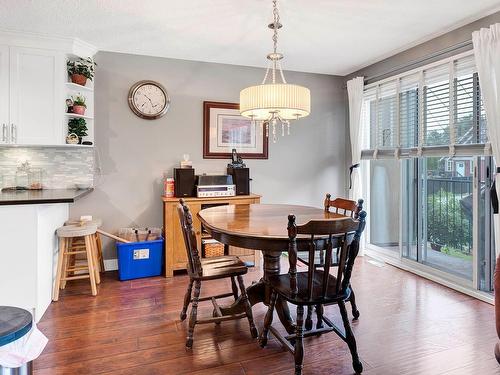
[239, 0, 311, 142]
[240, 83, 310, 121]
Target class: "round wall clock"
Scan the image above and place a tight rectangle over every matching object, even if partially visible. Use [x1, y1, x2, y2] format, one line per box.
[128, 80, 170, 119]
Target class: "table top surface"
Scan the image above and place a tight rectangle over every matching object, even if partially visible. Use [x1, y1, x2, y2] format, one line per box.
[198, 203, 343, 239]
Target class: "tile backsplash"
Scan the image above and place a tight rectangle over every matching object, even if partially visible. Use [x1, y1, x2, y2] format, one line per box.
[0, 147, 95, 189]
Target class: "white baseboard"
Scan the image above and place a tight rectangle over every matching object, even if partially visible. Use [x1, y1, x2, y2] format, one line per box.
[104, 258, 118, 271]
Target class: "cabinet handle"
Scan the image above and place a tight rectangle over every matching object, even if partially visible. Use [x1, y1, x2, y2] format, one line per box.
[1, 124, 5, 142]
[10, 123, 16, 143]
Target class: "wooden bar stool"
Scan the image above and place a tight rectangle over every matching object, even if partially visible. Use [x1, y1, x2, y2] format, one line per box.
[53, 224, 100, 301]
[64, 218, 104, 273]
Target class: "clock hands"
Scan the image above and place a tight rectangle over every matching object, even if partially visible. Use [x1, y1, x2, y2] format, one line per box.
[143, 94, 158, 108]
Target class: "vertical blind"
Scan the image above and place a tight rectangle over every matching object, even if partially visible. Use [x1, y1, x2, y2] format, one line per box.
[360, 52, 490, 159]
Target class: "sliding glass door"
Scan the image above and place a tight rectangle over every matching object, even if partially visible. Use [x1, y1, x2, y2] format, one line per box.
[370, 156, 494, 288]
[420, 156, 473, 280]
[477, 156, 495, 291]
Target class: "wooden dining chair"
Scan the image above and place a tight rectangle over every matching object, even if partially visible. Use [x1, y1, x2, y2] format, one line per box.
[298, 194, 364, 325]
[177, 199, 258, 349]
[259, 211, 367, 375]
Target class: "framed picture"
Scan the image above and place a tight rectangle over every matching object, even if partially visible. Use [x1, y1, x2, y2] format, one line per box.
[203, 101, 268, 159]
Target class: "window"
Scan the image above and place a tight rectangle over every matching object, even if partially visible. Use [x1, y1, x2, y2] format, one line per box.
[361, 52, 489, 159]
[360, 51, 495, 293]
[446, 160, 453, 172]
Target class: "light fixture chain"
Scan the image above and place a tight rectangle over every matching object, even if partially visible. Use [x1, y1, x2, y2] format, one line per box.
[272, 0, 279, 54]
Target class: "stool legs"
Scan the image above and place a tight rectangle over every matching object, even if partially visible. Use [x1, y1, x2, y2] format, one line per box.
[95, 233, 105, 272]
[84, 235, 98, 296]
[53, 238, 67, 302]
[90, 235, 101, 284]
[53, 233, 99, 301]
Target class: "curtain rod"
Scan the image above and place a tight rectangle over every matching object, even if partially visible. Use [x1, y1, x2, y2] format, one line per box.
[362, 39, 473, 85]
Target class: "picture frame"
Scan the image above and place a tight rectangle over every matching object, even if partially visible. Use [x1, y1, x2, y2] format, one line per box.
[203, 101, 268, 159]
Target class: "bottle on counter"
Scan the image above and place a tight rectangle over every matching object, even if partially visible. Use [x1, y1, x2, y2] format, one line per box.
[163, 175, 175, 198]
[15, 162, 30, 189]
[29, 168, 43, 190]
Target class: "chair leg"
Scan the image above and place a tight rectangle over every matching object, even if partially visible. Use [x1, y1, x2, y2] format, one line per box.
[186, 280, 201, 349]
[305, 305, 313, 331]
[180, 279, 193, 321]
[230, 276, 239, 300]
[259, 290, 277, 347]
[237, 275, 258, 338]
[349, 287, 360, 320]
[294, 305, 305, 375]
[316, 304, 324, 329]
[338, 301, 363, 373]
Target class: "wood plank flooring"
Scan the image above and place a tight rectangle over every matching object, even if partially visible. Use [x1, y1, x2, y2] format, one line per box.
[35, 257, 498, 375]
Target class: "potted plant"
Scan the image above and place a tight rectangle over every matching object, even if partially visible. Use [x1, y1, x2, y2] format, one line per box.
[67, 57, 97, 86]
[67, 118, 88, 144]
[71, 94, 87, 115]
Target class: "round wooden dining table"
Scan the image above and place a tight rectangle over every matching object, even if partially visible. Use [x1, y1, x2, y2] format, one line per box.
[198, 203, 343, 334]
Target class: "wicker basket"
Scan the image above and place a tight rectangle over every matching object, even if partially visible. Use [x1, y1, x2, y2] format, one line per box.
[203, 239, 225, 257]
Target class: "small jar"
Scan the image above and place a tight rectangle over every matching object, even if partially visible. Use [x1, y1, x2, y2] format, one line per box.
[15, 167, 29, 189]
[29, 168, 43, 190]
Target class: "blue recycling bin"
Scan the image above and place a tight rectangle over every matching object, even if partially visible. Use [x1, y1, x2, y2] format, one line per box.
[116, 237, 164, 280]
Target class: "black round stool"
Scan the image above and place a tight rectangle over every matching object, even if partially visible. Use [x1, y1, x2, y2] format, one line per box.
[0, 306, 33, 375]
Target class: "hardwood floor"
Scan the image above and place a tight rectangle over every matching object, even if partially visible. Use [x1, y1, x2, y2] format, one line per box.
[35, 257, 498, 375]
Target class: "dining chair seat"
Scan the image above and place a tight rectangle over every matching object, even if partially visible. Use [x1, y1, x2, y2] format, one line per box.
[196, 256, 248, 280]
[268, 270, 349, 305]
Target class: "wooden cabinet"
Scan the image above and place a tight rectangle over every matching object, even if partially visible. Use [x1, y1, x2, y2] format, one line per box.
[9, 47, 64, 145]
[163, 194, 261, 277]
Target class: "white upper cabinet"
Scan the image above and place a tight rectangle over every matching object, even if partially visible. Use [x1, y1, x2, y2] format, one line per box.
[0, 45, 8, 144]
[0, 32, 96, 146]
[9, 47, 64, 145]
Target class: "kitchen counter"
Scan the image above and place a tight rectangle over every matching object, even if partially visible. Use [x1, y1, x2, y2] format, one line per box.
[0, 188, 92, 320]
[0, 188, 92, 206]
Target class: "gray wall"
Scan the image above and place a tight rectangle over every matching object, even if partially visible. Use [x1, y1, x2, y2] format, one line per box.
[70, 52, 347, 260]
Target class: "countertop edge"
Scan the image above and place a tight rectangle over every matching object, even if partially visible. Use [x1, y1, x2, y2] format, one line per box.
[0, 188, 93, 206]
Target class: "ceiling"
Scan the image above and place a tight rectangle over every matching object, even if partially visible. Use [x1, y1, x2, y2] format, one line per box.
[0, 0, 499, 75]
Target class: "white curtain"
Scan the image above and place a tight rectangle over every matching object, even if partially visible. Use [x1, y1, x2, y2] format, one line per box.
[472, 23, 500, 256]
[347, 77, 364, 203]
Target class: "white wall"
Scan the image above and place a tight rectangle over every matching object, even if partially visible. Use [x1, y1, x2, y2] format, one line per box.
[70, 52, 348, 259]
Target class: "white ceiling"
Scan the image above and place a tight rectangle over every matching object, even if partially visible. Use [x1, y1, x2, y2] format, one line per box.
[0, 0, 499, 75]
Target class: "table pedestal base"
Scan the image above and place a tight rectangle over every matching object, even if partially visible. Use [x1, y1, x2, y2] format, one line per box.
[218, 251, 295, 334]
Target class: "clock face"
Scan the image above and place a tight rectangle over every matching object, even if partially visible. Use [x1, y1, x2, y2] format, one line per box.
[128, 80, 170, 119]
